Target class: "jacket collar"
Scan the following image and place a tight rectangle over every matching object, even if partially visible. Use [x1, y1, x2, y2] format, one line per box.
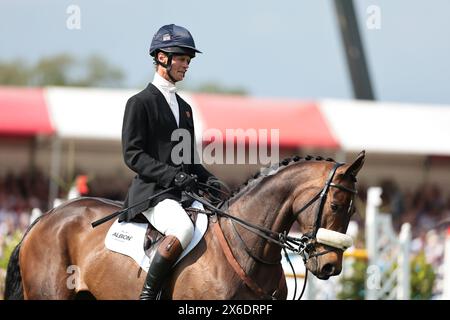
[145, 83, 191, 129]
[152, 72, 177, 93]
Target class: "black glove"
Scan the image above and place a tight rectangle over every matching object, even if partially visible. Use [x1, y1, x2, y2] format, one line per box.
[173, 172, 197, 192]
[206, 176, 223, 198]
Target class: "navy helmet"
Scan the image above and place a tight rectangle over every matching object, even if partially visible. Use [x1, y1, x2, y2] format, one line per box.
[149, 24, 202, 58]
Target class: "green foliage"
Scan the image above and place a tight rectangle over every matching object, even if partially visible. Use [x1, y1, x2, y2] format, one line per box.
[32, 54, 75, 86]
[0, 59, 30, 85]
[0, 231, 23, 270]
[71, 55, 124, 87]
[337, 251, 437, 300]
[410, 251, 436, 300]
[337, 259, 367, 300]
[181, 81, 247, 95]
[0, 54, 124, 87]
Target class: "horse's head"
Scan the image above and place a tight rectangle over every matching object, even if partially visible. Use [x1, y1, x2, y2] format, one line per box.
[292, 151, 365, 280]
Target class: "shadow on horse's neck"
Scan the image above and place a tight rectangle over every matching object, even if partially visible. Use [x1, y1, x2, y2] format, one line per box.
[223, 163, 305, 266]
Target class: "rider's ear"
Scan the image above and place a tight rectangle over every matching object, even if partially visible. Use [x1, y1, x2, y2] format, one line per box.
[157, 52, 167, 64]
[343, 150, 365, 179]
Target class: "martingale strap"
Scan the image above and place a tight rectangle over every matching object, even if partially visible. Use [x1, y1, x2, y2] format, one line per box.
[213, 223, 273, 299]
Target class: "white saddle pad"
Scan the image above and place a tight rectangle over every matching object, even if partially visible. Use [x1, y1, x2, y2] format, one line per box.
[104, 201, 208, 272]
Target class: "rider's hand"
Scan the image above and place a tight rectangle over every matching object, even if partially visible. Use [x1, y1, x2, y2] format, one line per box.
[173, 172, 197, 192]
[206, 176, 223, 198]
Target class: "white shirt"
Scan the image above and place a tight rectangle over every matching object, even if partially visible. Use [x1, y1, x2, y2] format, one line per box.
[152, 72, 179, 127]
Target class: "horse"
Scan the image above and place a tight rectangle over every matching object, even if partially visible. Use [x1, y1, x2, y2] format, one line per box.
[4, 151, 365, 300]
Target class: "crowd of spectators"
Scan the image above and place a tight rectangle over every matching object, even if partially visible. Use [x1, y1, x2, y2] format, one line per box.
[379, 180, 450, 235]
[0, 171, 128, 257]
[0, 171, 50, 237]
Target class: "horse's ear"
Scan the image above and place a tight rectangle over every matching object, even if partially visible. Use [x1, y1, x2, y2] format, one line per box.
[344, 150, 365, 178]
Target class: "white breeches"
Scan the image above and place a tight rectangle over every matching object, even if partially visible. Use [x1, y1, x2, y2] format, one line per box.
[142, 199, 195, 250]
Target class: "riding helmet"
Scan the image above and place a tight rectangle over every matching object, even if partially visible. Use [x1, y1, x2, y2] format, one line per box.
[149, 24, 202, 58]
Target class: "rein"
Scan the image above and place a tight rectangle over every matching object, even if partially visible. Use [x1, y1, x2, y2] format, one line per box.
[186, 192, 301, 252]
[186, 192, 303, 300]
[187, 162, 357, 300]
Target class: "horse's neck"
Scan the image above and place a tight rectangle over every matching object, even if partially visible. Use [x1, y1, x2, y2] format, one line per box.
[225, 169, 297, 266]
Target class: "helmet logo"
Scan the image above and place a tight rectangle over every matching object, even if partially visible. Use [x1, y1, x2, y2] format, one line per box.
[162, 33, 171, 41]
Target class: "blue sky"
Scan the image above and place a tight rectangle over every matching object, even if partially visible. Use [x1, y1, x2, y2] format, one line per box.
[1, 0, 449, 104]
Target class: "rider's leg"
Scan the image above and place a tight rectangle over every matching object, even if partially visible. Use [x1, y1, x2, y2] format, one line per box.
[139, 199, 194, 300]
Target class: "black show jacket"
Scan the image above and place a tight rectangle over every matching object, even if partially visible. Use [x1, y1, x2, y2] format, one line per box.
[120, 83, 213, 222]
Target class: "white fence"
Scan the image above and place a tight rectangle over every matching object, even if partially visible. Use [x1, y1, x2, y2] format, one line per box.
[365, 186, 411, 300]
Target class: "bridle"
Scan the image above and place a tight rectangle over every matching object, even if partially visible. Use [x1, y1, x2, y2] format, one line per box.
[189, 161, 358, 299]
[292, 162, 357, 263]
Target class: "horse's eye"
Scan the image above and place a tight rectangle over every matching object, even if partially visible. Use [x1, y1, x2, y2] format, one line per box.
[331, 203, 339, 212]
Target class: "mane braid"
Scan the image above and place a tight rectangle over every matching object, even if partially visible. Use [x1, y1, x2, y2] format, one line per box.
[225, 155, 336, 204]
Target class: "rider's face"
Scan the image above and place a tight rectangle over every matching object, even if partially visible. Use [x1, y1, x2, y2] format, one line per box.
[170, 55, 191, 82]
[158, 53, 191, 83]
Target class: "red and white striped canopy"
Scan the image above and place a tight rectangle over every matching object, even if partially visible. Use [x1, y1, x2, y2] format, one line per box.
[1, 86, 449, 155]
[0, 87, 54, 136]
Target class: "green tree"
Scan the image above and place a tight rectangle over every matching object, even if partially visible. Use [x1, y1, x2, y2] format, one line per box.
[180, 81, 247, 95]
[31, 54, 75, 86]
[72, 54, 124, 87]
[0, 53, 124, 87]
[0, 59, 30, 85]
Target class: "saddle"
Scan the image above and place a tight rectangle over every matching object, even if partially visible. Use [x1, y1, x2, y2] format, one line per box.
[142, 207, 202, 261]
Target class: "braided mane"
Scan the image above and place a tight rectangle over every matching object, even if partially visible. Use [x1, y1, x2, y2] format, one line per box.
[227, 155, 336, 203]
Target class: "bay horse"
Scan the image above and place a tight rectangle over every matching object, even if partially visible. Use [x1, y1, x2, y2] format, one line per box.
[4, 151, 365, 300]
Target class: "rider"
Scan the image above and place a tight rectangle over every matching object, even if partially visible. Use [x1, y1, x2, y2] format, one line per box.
[120, 24, 223, 300]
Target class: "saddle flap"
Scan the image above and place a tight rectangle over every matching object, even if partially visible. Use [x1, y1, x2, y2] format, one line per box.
[105, 202, 209, 273]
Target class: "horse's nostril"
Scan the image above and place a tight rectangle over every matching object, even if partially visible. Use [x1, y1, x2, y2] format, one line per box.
[322, 263, 335, 276]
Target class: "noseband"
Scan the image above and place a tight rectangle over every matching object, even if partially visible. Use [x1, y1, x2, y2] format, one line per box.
[293, 162, 357, 263]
